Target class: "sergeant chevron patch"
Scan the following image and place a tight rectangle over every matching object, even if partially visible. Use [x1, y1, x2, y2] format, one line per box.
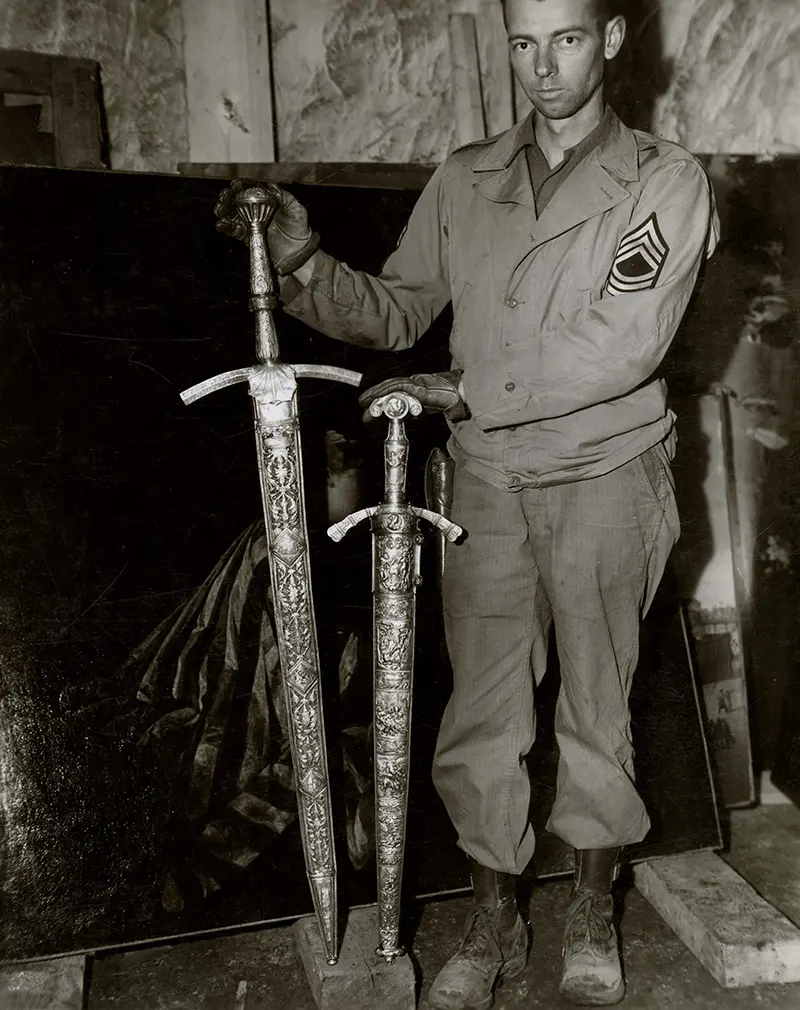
[606, 213, 669, 296]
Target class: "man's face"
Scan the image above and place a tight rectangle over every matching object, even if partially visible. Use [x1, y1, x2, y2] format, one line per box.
[505, 0, 624, 120]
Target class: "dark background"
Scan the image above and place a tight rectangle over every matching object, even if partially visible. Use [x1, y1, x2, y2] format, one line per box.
[1, 165, 719, 960]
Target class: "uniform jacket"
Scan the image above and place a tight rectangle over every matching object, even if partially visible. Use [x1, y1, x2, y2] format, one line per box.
[283, 108, 720, 490]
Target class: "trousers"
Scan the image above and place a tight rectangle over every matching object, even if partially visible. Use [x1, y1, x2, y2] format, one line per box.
[432, 443, 680, 874]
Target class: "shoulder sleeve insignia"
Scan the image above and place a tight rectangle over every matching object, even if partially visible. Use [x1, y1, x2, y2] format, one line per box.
[605, 212, 669, 296]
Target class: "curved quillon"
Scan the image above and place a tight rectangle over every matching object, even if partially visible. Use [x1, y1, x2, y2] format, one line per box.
[180, 363, 362, 406]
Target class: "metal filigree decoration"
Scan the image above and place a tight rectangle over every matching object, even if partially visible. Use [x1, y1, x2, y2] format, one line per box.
[327, 391, 463, 963]
[179, 186, 363, 965]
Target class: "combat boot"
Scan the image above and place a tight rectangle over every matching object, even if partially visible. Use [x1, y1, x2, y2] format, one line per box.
[427, 858, 528, 1010]
[560, 847, 624, 1006]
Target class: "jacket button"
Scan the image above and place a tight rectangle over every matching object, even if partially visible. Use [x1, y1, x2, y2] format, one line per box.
[505, 381, 515, 392]
[506, 297, 518, 308]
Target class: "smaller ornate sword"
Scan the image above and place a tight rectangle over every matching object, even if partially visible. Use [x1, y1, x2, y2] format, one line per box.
[180, 186, 362, 965]
[327, 393, 463, 962]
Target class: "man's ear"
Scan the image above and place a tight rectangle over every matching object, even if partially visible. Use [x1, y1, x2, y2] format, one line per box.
[604, 16, 626, 61]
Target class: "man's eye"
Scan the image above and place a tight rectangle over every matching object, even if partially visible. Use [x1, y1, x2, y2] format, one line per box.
[560, 35, 578, 47]
[512, 40, 530, 52]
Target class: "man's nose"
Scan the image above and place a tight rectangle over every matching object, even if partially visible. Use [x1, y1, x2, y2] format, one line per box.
[534, 46, 556, 77]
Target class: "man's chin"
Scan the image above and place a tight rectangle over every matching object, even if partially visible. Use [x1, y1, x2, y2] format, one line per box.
[528, 92, 578, 120]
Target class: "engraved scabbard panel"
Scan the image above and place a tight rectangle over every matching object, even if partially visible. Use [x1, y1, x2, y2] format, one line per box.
[255, 416, 338, 963]
[372, 509, 418, 959]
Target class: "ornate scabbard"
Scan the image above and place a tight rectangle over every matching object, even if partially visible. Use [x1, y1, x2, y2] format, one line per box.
[328, 393, 463, 962]
[180, 186, 362, 965]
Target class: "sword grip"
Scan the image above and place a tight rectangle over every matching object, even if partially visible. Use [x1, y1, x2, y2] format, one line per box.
[234, 187, 281, 363]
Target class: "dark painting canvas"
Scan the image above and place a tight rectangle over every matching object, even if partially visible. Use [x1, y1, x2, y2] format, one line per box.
[0, 165, 722, 962]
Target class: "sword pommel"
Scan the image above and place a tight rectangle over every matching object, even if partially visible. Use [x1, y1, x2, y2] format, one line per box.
[368, 392, 423, 421]
[233, 186, 280, 229]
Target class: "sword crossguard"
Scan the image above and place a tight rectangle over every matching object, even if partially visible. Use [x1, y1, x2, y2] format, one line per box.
[410, 507, 463, 542]
[326, 505, 462, 543]
[181, 362, 362, 406]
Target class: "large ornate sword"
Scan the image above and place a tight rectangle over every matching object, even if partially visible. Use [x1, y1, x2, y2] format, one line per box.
[327, 393, 463, 962]
[180, 186, 362, 964]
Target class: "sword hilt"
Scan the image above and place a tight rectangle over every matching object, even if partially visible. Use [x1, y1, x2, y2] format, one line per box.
[369, 392, 422, 507]
[326, 391, 464, 544]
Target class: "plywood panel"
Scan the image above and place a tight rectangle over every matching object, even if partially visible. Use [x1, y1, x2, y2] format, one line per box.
[183, 0, 275, 163]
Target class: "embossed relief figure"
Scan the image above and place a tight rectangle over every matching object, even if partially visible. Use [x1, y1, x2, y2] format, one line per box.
[218, 0, 719, 1005]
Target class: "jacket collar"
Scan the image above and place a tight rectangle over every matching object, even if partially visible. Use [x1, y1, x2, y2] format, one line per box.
[471, 106, 640, 218]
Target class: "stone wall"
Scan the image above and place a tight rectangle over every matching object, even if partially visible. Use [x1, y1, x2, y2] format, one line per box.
[272, 0, 800, 162]
[653, 0, 800, 154]
[1, 1, 798, 169]
[0, 0, 187, 173]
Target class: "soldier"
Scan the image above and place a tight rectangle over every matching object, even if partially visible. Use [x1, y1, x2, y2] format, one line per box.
[217, 0, 719, 1005]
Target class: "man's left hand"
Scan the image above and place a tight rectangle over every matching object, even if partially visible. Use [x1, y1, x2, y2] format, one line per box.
[358, 370, 469, 423]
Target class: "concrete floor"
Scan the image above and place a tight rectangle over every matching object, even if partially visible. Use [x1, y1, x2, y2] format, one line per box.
[89, 805, 800, 1010]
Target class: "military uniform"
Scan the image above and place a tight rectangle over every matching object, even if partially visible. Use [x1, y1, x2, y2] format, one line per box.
[281, 106, 719, 874]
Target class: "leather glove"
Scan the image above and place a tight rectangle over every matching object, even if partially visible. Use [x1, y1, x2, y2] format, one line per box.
[358, 370, 470, 423]
[214, 180, 321, 276]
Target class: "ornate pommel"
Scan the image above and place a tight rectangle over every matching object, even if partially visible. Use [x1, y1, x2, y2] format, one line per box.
[368, 392, 423, 422]
[233, 186, 280, 230]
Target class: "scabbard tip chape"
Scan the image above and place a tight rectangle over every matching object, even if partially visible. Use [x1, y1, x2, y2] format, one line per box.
[375, 944, 405, 964]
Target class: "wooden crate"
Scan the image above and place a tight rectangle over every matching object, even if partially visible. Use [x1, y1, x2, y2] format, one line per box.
[0, 49, 105, 169]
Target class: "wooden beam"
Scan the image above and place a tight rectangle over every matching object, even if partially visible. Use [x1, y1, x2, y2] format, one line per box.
[294, 907, 415, 1010]
[182, 0, 276, 163]
[635, 852, 800, 987]
[178, 162, 437, 191]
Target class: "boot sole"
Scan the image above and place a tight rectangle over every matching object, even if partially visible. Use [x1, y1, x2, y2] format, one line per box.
[558, 979, 625, 1006]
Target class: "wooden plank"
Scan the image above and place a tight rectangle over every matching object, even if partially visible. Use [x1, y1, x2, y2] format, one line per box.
[0, 955, 88, 1009]
[0, 49, 53, 95]
[51, 58, 104, 169]
[178, 162, 437, 191]
[635, 852, 800, 987]
[294, 906, 416, 1010]
[182, 0, 275, 164]
[448, 13, 487, 147]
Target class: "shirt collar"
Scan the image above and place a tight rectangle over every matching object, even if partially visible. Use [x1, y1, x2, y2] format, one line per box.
[472, 105, 640, 183]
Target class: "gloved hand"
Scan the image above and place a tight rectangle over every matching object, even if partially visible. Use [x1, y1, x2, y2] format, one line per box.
[358, 370, 470, 423]
[214, 180, 321, 276]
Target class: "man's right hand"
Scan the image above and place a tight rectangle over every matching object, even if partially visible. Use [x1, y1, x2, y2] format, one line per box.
[214, 181, 321, 276]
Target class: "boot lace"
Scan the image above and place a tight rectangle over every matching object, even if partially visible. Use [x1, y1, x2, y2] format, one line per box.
[459, 903, 511, 963]
[564, 892, 613, 955]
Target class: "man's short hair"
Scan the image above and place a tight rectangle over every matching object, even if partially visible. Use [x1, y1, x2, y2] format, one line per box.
[501, 0, 617, 28]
